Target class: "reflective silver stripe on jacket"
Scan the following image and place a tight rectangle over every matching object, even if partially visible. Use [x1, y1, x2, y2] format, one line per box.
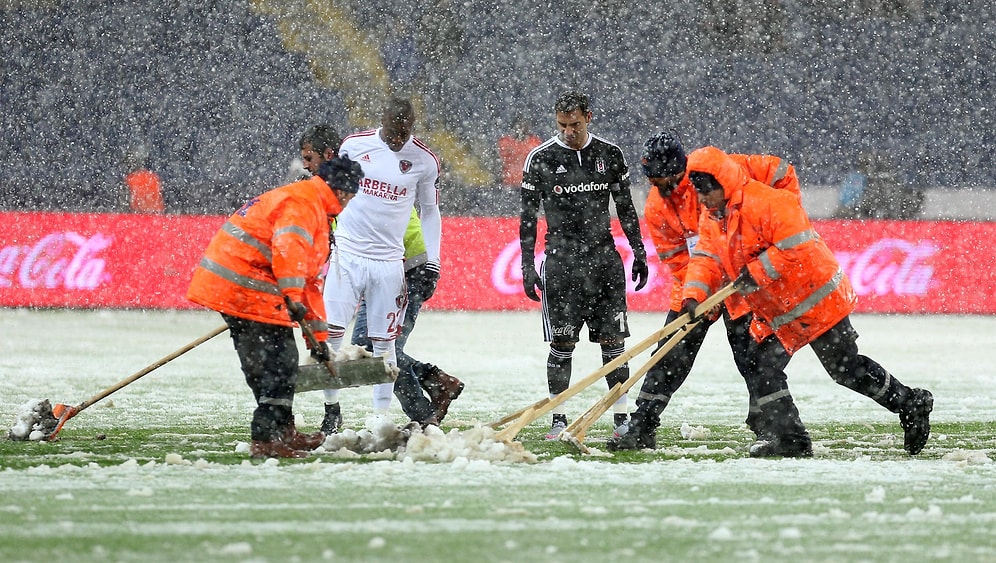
[659, 244, 688, 260]
[758, 229, 819, 280]
[223, 221, 309, 292]
[774, 229, 818, 251]
[274, 225, 314, 246]
[198, 257, 281, 295]
[770, 268, 844, 330]
[685, 279, 712, 296]
[773, 159, 789, 183]
[278, 277, 305, 291]
[223, 221, 271, 262]
[690, 247, 721, 263]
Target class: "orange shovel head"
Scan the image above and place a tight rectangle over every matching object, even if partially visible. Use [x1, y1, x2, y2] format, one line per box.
[44, 404, 80, 441]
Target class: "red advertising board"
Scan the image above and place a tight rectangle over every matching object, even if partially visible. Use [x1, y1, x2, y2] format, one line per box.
[0, 212, 224, 309]
[816, 220, 996, 314]
[428, 218, 996, 314]
[2, 212, 995, 314]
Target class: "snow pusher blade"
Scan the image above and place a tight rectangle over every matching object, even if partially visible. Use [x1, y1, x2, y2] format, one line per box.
[294, 357, 398, 392]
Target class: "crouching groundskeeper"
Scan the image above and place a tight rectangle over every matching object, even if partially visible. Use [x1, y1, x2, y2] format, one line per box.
[187, 157, 363, 459]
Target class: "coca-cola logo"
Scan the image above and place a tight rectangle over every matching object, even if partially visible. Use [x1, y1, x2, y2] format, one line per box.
[0, 232, 113, 290]
[491, 236, 664, 295]
[836, 238, 936, 296]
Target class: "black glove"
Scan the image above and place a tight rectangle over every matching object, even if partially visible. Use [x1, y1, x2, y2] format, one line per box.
[681, 298, 700, 320]
[284, 297, 307, 322]
[406, 263, 440, 301]
[735, 266, 760, 293]
[631, 256, 649, 291]
[522, 264, 543, 302]
[310, 340, 332, 363]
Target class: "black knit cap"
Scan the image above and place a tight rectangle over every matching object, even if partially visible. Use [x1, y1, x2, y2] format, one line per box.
[317, 157, 364, 194]
[641, 131, 687, 178]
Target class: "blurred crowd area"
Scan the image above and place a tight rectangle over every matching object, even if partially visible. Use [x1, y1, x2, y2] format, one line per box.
[0, 0, 992, 216]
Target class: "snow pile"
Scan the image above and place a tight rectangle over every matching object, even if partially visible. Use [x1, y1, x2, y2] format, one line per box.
[680, 422, 711, 440]
[942, 449, 992, 465]
[320, 415, 414, 455]
[7, 398, 58, 441]
[333, 344, 372, 362]
[318, 417, 537, 464]
[403, 424, 537, 464]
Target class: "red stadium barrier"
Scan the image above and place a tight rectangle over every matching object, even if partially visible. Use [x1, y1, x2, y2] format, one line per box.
[0, 212, 224, 309]
[2, 212, 994, 313]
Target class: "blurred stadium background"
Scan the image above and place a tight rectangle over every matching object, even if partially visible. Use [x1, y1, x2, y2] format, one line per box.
[1, 0, 992, 216]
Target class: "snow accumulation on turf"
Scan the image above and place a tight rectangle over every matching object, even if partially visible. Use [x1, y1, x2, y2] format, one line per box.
[2, 309, 995, 480]
[7, 398, 57, 441]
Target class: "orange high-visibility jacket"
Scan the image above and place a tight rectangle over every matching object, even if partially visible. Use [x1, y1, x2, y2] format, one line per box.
[186, 176, 343, 340]
[644, 151, 799, 313]
[681, 147, 855, 354]
[125, 169, 165, 214]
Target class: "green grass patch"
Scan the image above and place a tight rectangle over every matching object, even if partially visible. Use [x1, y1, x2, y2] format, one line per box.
[3, 421, 994, 561]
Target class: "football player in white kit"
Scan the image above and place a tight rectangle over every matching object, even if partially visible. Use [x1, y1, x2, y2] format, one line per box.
[321, 98, 442, 421]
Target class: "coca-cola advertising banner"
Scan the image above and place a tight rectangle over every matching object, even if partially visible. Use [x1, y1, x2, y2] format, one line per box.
[0, 212, 224, 309]
[430, 218, 996, 314]
[2, 212, 994, 314]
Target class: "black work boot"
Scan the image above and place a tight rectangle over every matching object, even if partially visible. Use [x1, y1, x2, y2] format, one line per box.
[606, 411, 657, 451]
[899, 388, 933, 455]
[749, 396, 812, 458]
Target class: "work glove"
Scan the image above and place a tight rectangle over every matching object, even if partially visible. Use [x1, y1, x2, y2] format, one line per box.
[284, 297, 308, 322]
[682, 297, 721, 322]
[522, 264, 543, 302]
[631, 256, 649, 291]
[406, 263, 441, 301]
[681, 298, 700, 321]
[310, 340, 332, 363]
[734, 266, 760, 293]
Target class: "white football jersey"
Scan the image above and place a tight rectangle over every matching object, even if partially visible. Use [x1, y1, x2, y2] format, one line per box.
[335, 129, 440, 261]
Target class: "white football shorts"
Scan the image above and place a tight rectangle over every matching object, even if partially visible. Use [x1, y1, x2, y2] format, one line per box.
[323, 250, 407, 341]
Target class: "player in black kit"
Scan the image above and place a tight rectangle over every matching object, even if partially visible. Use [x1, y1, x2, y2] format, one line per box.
[519, 90, 650, 440]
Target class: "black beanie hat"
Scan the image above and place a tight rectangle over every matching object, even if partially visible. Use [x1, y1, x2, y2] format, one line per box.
[317, 157, 364, 194]
[641, 131, 687, 178]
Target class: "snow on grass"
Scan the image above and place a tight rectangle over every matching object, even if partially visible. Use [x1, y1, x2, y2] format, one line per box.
[1, 309, 995, 561]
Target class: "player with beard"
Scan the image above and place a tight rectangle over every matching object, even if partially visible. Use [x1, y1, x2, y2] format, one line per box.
[519, 90, 649, 440]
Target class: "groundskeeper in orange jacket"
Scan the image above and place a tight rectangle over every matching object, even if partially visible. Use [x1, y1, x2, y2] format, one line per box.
[681, 146, 855, 354]
[644, 150, 799, 314]
[187, 175, 343, 341]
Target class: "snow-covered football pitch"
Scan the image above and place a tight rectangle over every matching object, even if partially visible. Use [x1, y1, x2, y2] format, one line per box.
[1, 307, 994, 562]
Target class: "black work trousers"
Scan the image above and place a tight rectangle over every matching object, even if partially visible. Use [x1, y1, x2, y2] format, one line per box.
[635, 307, 757, 430]
[748, 315, 912, 438]
[222, 314, 298, 441]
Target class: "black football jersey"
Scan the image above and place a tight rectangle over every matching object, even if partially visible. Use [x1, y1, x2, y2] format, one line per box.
[521, 134, 634, 254]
